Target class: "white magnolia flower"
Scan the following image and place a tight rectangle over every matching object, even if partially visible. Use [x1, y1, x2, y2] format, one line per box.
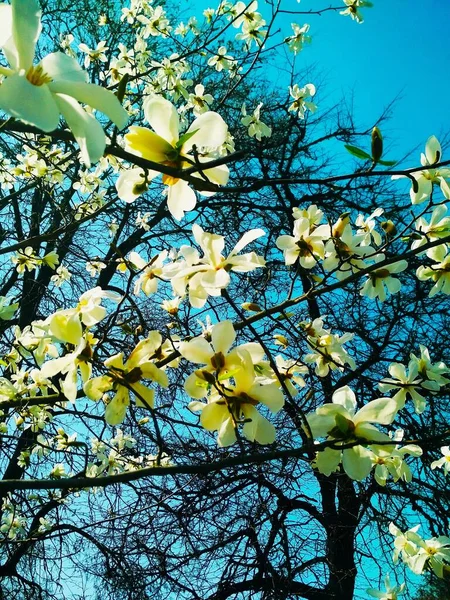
[340, 0, 373, 24]
[416, 244, 450, 296]
[431, 446, 450, 476]
[288, 83, 317, 118]
[168, 225, 265, 307]
[207, 46, 234, 72]
[360, 255, 408, 302]
[78, 41, 109, 68]
[276, 217, 330, 268]
[379, 361, 439, 414]
[306, 386, 398, 480]
[392, 136, 450, 204]
[355, 207, 384, 246]
[366, 574, 405, 600]
[189, 349, 284, 447]
[241, 103, 272, 141]
[411, 204, 450, 255]
[121, 96, 229, 220]
[0, 0, 128, 166]
[84, 333, 169, 425]
[284, 23, 311, 55]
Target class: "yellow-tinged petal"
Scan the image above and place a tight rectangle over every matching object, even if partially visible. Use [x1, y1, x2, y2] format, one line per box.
[132, 382, 155, 409]
[125, 126, 173, 163]
[12, 0, 41, 71]
[139, 362, 169, 387]
[179, 337, 213, 365]
[48, 80, 128, 129]
[315, 447, 341, 476]
[128, 334, 162, 366]
[143, 95, 179, 145]
[217, 416, 237, 447]
[242, 405, 276, 444]
[49, 310, 82, 345]
[0, 73, 59, 131]
[84, 375, 112, 401]
[184, 372, 209, 398]
[211, 320, 236, 355]
[54, 93, 105, 166]
[200, 402, 229, 431]
[353, 398, 398, 426]
[105, 388, 129, 425]
[105, 353, 125, 371]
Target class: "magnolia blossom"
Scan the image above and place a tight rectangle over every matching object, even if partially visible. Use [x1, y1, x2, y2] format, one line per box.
[189, 349, 284, 446]
[241, 103, 272, 141]
[411, 204, 450, 254]
[431, 446, 450, 475]
[288, 83, 317, 118]
[0, 0, 128, 165]
[40, 333, 97, 402]
[304, 328, 355, 377]
[355, 207, 384, 246]
[126, 250, 168, 296]
[120, 96, 229, 220]
[84, 334, 169, 425]
[207, 46, 234, 72]
[360, 255, 408, 301]
[389, 523, 450, 578]
[323, 224, 373, 280]
[179, 320, 264, 399]
[276, 217, 330, 268]
[47, 287, 121, 345]
[366, 574, 405, 600]
[392, 136, 450, 204]
[340, 0, 373, 24]
[167, 225, 265, 307]
[369, 438, 422, 486]
[416, 245, 450, 296]
[284, 23, 311, 55]
[378, 361, 439, 413]
[306, 386, 398, 480]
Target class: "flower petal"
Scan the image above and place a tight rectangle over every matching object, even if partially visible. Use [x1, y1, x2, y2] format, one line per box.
[41, 52, 87, 83]
[0, 4, 12, 48]
[211, 320, 236, 355]
[353, 398, 398, 425]
[144, 95, 179, 145]
[0, 74, 59, 131]
[183, 111, 228, 152]
[12, 0, 42, 71]
[48, 80, 128, 129]
[167, 179, 196, 221]
[125, 125, 173, 163]
[54, 93, 105, 166]
[342, 446, 373, 480]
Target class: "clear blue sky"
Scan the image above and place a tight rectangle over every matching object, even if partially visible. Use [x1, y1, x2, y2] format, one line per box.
[194, 0, 450, 159]
[292, 0, 450, 156]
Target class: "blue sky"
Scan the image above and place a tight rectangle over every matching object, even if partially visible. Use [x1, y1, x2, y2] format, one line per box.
[291, 0, 450, 156]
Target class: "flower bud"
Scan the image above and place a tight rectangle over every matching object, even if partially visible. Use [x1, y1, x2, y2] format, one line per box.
[371, 127, 383, 163]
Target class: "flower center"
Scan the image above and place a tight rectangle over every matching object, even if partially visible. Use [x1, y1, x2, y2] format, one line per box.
[26, 65, 52, 86]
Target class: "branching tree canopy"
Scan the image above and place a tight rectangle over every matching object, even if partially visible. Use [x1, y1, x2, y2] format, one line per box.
[0, 0, 449, 599]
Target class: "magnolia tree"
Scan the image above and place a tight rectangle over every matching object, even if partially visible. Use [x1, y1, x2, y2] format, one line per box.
[0, 0, 449, 598]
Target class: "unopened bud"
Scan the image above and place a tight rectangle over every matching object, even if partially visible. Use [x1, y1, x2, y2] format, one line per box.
[380, 220, 397, 236]
[274, 334, 289, 348]
[241, 302, 262, 312]
[371, 127, 383, 163]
